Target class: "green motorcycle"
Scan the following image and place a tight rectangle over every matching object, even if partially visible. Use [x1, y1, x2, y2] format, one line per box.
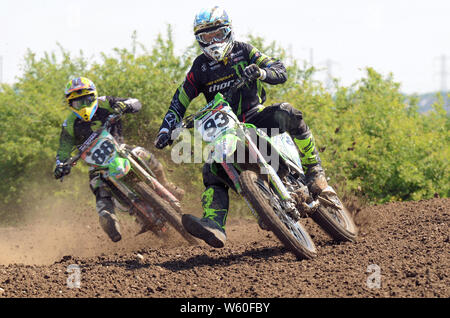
[173, 76, 357, 259]
[60, 114, 198, 245]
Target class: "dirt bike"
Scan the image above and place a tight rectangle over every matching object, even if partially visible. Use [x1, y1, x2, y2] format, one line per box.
[60, 113, 198, 245]
[172, 75, 357, 259]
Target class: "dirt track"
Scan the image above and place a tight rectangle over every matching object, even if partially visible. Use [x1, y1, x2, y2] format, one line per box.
[0, 198, 448, 298]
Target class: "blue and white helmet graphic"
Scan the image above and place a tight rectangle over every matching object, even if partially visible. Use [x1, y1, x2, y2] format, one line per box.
[193, 6, 234, 62]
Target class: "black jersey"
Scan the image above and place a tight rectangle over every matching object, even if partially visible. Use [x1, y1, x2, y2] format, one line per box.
[159, 41, 287, 133]
[56, 96, 141, 163]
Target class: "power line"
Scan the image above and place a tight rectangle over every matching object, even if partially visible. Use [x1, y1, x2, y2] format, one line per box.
[324, 58, 340, 89]
[299, 47, 314, 67]
[306, 48, 314, 67]
[439, 54, 448, 92]
[434, 54, 449, 92]
[0, 56, 3, 84]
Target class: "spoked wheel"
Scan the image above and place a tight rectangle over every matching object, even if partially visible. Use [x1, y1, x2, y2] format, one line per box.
[135, 182, 198, 245]
[240, 170, 317, 260]
[311, 187, 358, 242]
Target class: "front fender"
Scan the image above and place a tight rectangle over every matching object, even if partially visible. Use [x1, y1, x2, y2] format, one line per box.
[108, 157, 131, 179]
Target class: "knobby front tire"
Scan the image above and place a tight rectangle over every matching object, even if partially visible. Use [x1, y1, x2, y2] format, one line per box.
[240, 170, 317, 260]
[135, 182, 199, 245]
[312, 194, 358, 242]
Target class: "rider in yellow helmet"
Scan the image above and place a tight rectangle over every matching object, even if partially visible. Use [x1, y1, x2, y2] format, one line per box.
[55, 77, 184, 242]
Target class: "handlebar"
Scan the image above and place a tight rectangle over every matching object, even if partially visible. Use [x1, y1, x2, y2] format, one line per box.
[59, 112, 123, 181]
[223, 74, 250, 101]
[175, 75, 252, 131]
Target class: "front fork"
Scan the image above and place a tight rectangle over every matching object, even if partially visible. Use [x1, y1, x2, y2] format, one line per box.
[119, 145, 182, 213]
[102, 172, 167, 235]
[215, 130, 300, 223]
[219, 130, 323, 222]
[244, 132, 300, 216]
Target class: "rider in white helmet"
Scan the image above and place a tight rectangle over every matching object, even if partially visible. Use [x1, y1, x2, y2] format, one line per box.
[155, 6, 328, 248]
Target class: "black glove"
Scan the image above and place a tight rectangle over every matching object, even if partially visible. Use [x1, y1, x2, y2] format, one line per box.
[243, 64, 266, 81]
[54, 163, 71, 179]
[154, 130, 173, 149]
[113, 101, 130, 114]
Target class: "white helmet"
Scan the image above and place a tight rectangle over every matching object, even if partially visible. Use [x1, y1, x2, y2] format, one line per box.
[193, 6, 234, 62]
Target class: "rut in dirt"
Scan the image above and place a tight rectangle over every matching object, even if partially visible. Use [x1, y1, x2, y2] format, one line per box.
[0, 198, 448, 298]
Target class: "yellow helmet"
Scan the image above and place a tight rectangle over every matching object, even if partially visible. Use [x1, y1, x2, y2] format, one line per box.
[64, 77, 98, 122]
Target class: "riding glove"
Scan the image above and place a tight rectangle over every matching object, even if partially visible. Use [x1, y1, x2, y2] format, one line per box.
[54, 162, 71, 179]
[243, 64, 267, 81]
[112, 101, 130, 114]
[154, 130, 172, 149]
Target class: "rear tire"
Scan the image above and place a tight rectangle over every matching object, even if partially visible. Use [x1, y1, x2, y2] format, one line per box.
[240, 170, 317, 260]
[135, 182, 198, 245]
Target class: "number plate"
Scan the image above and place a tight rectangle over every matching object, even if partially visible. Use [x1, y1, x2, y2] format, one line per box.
[81, 130, 117, 167]
[272, 133, 303, 169]
[196, 104, 237, 143]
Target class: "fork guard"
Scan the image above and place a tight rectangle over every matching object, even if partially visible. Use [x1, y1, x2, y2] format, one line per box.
[317, 186, 344, 210]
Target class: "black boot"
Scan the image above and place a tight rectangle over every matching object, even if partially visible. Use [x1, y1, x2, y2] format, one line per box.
[99, 210, 122, 242]
[182, 210, 227, 248]
[305, 164, 328, 196]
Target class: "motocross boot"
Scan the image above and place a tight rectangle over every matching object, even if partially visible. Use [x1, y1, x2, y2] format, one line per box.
[184, 169, 229, 247]
[99, 210, 122, 242]
[132, 147, 185, 201]
[296, 134, 328, 196]
[182, 209, 227, 248]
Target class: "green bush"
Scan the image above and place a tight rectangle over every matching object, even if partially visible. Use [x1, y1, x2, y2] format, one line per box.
[0, 28, 448, 223]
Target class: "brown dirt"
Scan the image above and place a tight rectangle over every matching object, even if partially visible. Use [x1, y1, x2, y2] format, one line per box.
[0, 197, 448, 298]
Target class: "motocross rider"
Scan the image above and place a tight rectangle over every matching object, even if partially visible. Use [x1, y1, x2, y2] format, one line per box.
[154, 6, 328, 248]
[54, 77, 185, 242]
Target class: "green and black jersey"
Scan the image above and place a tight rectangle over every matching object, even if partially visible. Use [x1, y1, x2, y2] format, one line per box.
[56, 96, 141, 164]
[158, 41, 287, 133]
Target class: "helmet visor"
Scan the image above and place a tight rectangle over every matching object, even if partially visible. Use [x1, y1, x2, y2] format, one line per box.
[196, 26, 231, 45]
[69, 94, 96, 110]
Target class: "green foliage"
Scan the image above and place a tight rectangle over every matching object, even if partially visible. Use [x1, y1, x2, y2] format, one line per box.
[0, 46, 89, 213]
[0, 27, 448, 223]
[319, 69, 449, 202]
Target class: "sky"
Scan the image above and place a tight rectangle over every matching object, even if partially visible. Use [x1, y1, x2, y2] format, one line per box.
[1, 0, 449, 94]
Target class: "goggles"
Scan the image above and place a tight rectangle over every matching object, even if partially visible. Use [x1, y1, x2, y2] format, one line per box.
[196, 26, 231, 45]
[69, 94, 96, 110]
